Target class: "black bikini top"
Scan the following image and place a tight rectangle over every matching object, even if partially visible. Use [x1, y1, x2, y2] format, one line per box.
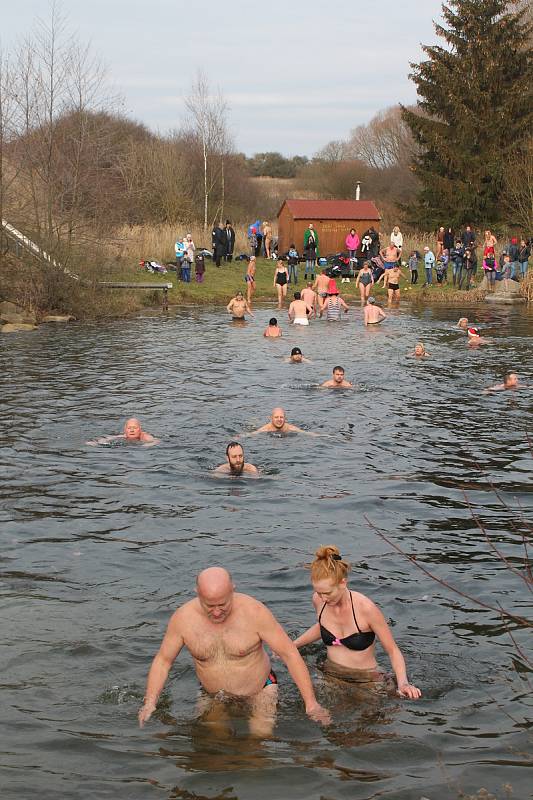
[319, 591, 376, 651]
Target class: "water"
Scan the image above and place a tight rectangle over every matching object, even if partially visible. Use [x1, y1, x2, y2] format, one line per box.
[1, 301, 532, 800]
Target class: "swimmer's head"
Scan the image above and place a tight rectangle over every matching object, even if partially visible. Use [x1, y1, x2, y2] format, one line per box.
[332, 366, 345, 383]
[467, 326, 480, 337]
[458, 317, 469, 328]
[290, 347, 303, 363]
[123, 418, 142, 440]
[235, 290, 244, 299]
[414, 342, 425, 356]
[294, 291, 301, 300]
[503, 371, 519, 388]
[269, 317, 278, 326]
[196, 567, 234, 623]
[271, 407, 286, 429]
[249, 255, 256, 263]
[225, 441, 245, 475]
[367, 296, 376, 304]
[308, 545, 351, 604]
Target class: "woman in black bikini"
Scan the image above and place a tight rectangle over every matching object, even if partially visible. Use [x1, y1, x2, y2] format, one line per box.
[273, 258, 289, 308]
[293, 545, 421, 697]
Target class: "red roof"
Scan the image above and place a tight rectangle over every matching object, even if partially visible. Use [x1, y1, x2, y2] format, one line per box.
[278, 199, 381, 221]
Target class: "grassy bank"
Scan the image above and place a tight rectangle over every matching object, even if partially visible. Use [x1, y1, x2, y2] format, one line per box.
[103, 256, 490, 308]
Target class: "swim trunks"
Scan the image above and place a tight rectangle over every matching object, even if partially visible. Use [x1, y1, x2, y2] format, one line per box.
[293, 317, 309, 326]
[263, 670, 278, 687]
[388, 282, 400, 290]
[245, 274, 254, 283]
[384, 262, 396, 270]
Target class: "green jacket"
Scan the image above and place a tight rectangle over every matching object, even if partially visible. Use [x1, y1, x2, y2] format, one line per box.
[303, 227, 319, 258]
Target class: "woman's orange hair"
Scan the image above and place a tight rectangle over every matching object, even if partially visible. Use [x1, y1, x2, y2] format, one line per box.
[307, 545, 350, 584]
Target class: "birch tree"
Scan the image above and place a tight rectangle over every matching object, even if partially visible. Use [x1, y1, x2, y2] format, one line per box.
[184, 71, 231, 230]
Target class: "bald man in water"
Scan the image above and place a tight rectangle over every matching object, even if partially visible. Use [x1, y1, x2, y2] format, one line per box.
[248, 407, 311, 435]
[138, 567, 330, 735]
[86, 418, 159, 447]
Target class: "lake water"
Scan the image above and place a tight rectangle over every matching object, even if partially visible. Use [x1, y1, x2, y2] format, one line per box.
[1, 301, 532, 800]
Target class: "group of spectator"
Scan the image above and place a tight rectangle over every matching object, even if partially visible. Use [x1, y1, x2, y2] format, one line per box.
[248, 220, 274, 260]
[173, 219, 531, 292]
[212, 221, 236, 267]
[417, 227, 531, 290]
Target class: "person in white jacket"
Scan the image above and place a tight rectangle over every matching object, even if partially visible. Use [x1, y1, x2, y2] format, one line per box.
[390, 226, 403, 263]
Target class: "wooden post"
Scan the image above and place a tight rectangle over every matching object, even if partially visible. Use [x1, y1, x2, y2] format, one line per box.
[163, 287, 168, 311]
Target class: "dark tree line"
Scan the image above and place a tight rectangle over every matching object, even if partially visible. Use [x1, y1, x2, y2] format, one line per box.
[402, 0, 533, 229]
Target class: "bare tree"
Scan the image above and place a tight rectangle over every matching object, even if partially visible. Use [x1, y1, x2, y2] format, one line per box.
[0, 50, 16, 239]
[184, 71, 232, 230]
[346, 106, 416, 171]
[501, 138, 533, 232]
[314, 139, 350, 163]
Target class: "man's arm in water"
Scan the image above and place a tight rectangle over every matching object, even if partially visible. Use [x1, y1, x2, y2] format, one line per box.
[226, 300, 234, 313]
[255, 603, 330, 724]
[140, 433, 160, 447]
[138, 612, 185, 726]
[86, 434, 125, 446]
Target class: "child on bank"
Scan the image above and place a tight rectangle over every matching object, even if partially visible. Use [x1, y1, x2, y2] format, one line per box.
[287, 244, 299, 284]
[436, 249, 449, 284]
[408, 250, 420, 284]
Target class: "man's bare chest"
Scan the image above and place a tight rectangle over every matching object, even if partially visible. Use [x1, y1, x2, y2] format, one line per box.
[184, 626, 262, 663]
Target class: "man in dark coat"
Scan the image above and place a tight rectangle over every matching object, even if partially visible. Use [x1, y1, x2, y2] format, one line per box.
[461, 225, 476, 249]
[363, 227, 381, 258]
[224, 220, 235, 263]
[212, 224, 226, 267]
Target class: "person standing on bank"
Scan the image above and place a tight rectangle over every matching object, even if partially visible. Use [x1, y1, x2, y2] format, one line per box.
[390, 226, 403, 262]
[245, 256, 256, 307]
[293, 545, 421, 698]
[263, 220, 273, 258]
[274, 259, 290, 308]
[304, 223, 319, 280]
[518, 239, 530, 280]
[212, 223, 226, 267]
[183, 234, 195, 282]
[345, 228, 360, 260]
[224, 221, 235, 263]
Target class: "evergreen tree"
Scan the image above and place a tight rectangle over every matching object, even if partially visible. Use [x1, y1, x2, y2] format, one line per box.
[402, 0, 533, 229]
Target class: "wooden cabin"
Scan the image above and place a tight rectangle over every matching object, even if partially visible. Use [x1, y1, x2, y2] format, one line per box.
[277, 199, 381, 257]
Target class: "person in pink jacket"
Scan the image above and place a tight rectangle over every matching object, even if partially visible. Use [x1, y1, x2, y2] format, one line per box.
[345, 228, 360, 259]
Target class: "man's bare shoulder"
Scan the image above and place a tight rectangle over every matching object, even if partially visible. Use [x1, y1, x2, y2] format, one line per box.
[284, 423, 303, 432]
[168, 598, 200, 627]
[243, 463, 259, 475]
[233, 592, 270, 617]
[256, 423, 274, 432]
[213, 463, 231, 474]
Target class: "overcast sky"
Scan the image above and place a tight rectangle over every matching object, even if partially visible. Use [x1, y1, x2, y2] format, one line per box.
[4, 0, 444, 156]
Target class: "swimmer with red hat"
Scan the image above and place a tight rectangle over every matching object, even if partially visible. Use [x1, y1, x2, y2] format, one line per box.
[467, 326, 490, 346]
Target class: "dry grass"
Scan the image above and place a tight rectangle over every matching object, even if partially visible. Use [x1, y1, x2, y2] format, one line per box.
[107, 223, 259, 265]
[520, 269, 533, 300]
